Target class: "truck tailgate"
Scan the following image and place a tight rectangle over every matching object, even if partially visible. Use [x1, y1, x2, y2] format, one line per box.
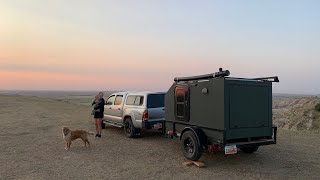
[148, 107, 165, 121]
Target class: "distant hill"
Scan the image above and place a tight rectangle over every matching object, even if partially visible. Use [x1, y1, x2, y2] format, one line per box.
[273, 93, 319, 98]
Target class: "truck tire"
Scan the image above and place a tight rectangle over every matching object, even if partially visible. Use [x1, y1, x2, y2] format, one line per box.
[101, 121, 106, 129]
[181, 131, 202, 161]
[240, 145, 259, 153]
[124, 118, 135, 138]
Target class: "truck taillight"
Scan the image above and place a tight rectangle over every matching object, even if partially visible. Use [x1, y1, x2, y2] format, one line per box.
[142, 110, 148, 121]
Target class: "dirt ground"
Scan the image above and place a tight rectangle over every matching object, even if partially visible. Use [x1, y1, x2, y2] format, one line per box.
[1, 94, 320, 180]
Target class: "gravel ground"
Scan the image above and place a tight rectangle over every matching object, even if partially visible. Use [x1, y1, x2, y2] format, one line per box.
[1, 94, 320, 180]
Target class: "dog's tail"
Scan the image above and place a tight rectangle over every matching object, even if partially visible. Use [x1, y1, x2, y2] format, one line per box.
[88, 131, 95, 135]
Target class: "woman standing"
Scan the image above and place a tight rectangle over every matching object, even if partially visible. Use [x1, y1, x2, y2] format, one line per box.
[92, 92, 105, 137]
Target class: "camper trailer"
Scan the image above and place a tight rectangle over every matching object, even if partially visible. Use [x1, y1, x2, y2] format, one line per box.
[164, 69, 278, 160]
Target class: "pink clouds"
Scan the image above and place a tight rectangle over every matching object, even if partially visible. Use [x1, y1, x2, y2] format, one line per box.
[0, 70, 114, 90]
[0, 69, 170, 91]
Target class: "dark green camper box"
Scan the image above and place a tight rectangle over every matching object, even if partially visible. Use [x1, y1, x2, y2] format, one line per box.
[164, 69, 278, 161]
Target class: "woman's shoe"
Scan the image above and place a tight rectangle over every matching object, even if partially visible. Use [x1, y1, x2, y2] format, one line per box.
[98, 134, 101, 137]
[95, 134, 99, 137]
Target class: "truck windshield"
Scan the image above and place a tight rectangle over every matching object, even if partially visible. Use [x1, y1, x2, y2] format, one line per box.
[147, 94, 165, 108]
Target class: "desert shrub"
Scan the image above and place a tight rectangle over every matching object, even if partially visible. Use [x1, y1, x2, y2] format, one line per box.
[315, 103, 320, 112]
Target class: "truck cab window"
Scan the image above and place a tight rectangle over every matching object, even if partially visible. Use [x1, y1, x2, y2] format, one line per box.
[134, 96, 144, 106]
[106, 95, 115, 105]
[114, 95, 123, 105]
[126, 96, 136, 105]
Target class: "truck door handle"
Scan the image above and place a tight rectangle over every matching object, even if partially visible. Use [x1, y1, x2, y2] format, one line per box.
[117, 108, 121, 110]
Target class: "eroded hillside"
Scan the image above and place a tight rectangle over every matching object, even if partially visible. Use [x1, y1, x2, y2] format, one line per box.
[273, 96, 320, 131]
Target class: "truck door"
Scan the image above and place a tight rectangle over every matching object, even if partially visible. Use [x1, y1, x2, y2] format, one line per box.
[175, 85, 190, 122]
[112, 95, 124, 123]
[104, 95, 115, 121]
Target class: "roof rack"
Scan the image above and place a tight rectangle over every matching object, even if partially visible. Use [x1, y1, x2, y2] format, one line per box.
[174, 68, 230, 82]
[251, 76, 279, 82]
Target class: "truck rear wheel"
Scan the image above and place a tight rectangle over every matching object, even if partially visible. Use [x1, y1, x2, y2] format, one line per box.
[181, 131, 202, 161]
[124, 118, 135, 138]
[240, 145, 259, 153]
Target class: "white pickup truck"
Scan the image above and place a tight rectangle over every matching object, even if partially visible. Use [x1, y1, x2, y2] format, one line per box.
[102, 91, 165, 138]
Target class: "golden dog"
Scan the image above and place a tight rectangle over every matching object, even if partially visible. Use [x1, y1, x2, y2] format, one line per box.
[62, 126, 94, 150]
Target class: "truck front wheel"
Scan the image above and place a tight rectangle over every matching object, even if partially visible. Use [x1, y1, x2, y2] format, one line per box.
[240, 145, 259, 153]
[101, 121, 106, 129]
[124, 118, 135, 138]
[181, 131, 202, 161]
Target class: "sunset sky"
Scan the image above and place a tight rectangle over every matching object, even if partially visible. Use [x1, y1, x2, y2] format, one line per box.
[1, 0, 319, 94]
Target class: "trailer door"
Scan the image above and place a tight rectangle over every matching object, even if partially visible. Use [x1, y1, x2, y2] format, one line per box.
[228, 81, 271, 129]
[174, 85, 190, 122]
[225, 79, 273, 139]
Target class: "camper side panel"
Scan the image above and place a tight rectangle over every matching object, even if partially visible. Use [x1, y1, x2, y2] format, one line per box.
[189, 78, 225, 131]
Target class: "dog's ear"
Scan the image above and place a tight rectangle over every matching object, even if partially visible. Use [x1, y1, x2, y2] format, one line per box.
[62, 127, 70, 134]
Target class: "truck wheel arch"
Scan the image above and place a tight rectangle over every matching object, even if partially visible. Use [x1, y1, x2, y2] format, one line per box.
[180, 127, 207, 149]
[123, 115, 132, 123]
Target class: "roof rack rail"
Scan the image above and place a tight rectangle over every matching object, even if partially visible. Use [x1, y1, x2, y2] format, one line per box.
[251, 76, 279, 82]
[174, 68, 230, 82]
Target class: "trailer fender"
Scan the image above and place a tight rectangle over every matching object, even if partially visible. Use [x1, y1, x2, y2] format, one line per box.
[180, 127, 207, 149]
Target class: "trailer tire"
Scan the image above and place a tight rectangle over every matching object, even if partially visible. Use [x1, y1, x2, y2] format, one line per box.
[181, 131, 202, 161]
[240, 145, 259, 153]
[124, 118, 135, 138]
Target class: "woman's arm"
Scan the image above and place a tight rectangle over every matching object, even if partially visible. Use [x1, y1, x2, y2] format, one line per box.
[94, 100, 104, 110]
[93, 103, 100, 109]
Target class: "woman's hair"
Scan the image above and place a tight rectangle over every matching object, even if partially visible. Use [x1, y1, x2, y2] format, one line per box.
[98, 92, 104, 98]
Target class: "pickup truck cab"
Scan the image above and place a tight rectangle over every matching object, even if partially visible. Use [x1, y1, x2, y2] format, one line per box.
[103, 91, 165, 138]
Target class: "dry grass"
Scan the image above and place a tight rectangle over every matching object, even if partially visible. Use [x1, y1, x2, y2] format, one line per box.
[1, 94, 320, 179]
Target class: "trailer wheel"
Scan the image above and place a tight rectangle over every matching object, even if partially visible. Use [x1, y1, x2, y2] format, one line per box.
[181, 131, 202, 161]
[240, 145, 259, 153]
[124, 117, 135, 138]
